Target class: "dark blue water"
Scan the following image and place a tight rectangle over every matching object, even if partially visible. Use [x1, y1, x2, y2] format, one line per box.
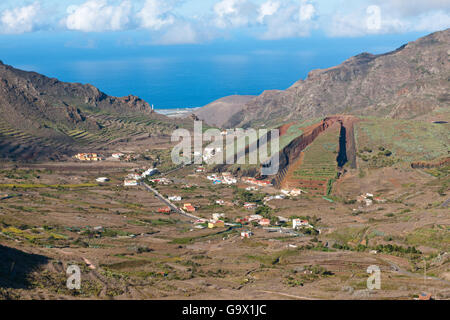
[0, 31, 426, 109]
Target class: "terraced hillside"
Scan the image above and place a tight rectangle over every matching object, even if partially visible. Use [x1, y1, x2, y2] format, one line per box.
[0, 61, 185, 160]
[282, 123, 341, 194]
[355, 118, 450, 168]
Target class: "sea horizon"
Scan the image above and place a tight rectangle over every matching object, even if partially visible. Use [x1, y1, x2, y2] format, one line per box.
[0, 32, 427, 109]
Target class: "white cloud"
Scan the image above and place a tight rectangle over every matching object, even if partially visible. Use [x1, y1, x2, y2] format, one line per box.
[257, 1, 280, 23]
[328, 1, 450, 37]
[376, 0, 450, 18]
[299, 0, 315, 21]
[213, 0, 257, 28]
[137, 0, 175, 30]
[259, 1, 317, 39]
[65, 0, 131, 32]
[414, 10, 450, 32]
[0, 3, 40, 34]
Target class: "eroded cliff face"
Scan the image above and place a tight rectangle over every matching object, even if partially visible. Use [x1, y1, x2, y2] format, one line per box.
[273, 116, 359, 188]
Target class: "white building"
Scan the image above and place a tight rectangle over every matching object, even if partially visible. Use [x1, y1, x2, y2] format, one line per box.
[96, 177, 109, 183]
[124, 179, 138, 186]
[112, 153, 124, 159]
[241, 231, 253, 239]
[292, 219, 309, 229]
[168, 196, 182, 201]
[248, 214, 263, 222]
[212, 213, 226, 221]
[141, 168, 158, 178]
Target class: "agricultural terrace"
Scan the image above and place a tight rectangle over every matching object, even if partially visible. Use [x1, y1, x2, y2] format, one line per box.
[355, 118, 449, 168]
[292, 123, 340, 193]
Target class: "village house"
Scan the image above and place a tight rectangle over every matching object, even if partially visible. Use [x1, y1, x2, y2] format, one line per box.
[290, 188, 303, 197]
[244, 202, 257, 210]
[374, 197, 386, 203]
[123, 179, 138, 186]
[212, 213, 226, 221]
[183, 203, 196, 212]
[240, 230, 253, 239]
[216, 199, 225, 205]
[141, 168, 158, 178]
[247, 214, 263, 222]
[207, 174, 219, 181]
[74, 153, 103, 161]
[111, 153, 124, 159]
[158, 207, 171, 214]
[357, 193, 376, 206]
[149, 178, 171, 185]
[235, 217, 249, 224]
[259, 218, 271, 227]
[168, 196, 182, 202]
[127, 173, 142, 180]
[96, 177, 109, 183]
[292, 219, 310, 229]
[208, 220, 225, 229]
[195, 167, 205, 173]
[242, 177, 273, 187]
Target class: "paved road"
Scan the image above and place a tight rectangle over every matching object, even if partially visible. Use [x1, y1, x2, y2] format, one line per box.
[378, 256, 450, 286]
[141, 182, 201, 220]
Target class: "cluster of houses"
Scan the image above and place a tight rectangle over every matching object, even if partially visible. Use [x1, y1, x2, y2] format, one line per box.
[123, 168, 159, 186]
[263, 189, 304, 203]
[235, 214, 270, 226]
[207, 172, 237, 185]
[193, 213, 225, 229]
[74, 153, 103, 161]
[357, 193, 386, 207]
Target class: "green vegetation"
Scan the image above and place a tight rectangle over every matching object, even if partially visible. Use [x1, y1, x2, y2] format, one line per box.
[355, 118, 449, 166]
[405, 226, 450, 250]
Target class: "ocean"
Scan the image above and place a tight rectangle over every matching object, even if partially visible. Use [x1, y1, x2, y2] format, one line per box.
[0, 32, 425, 110]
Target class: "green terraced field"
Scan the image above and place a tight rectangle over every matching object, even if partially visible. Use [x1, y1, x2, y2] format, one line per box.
[293, 124, 340, 181]
[355, 118, 449, 167]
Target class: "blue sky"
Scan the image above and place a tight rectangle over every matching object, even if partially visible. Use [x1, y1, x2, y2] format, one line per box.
[0, 1, 448, 108]
[0, 0, 448, 44]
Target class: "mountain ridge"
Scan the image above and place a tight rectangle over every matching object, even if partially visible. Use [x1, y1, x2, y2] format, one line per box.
[0, 60, 180, 161]
[196, 28, 450, 128]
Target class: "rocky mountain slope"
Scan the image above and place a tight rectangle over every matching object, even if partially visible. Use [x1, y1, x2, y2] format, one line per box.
[213, 28, 449, 128]
[192, 95, 255, 128]
[0, 61, 180, 161]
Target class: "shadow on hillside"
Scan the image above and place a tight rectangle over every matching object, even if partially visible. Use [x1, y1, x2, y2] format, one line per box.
[0, 245, 49, 289]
